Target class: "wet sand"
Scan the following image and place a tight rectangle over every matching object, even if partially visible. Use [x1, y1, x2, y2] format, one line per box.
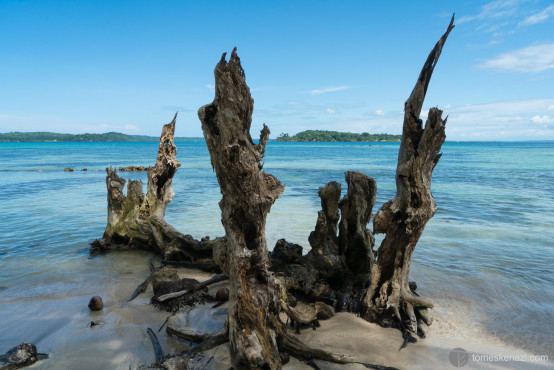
[1, 265, 550, 369]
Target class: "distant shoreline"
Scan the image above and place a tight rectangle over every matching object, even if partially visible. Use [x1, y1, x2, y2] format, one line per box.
[0, 131, 202, 143]
[1, 131, 552, 143]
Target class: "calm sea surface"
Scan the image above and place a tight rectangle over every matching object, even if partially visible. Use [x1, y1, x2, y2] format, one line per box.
[0, 140, 553, 362]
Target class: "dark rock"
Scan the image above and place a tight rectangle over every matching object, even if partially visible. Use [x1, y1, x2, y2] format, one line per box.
[81, 168, 87, 171]
[283, 264, 316, 295]
[409, 281, 417, 292]
[151, 267, 180, 296]
[0, 343, 38, 369]
[336, 292, 351, 312]
[271, 239, 303, 265]
[215, 287, 229, 302]
[279, 352, 290, 365]
[63, 167, 74, 172]
[88, 296, 103, 311]
[349, 297, 362, 314]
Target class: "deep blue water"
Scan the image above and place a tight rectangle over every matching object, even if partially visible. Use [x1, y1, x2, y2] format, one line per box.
[0, 140, 553, 359]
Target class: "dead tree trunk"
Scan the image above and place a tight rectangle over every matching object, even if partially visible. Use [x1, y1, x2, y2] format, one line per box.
[197, 48, 386, 370]
[199, 48, 285, 369]
[91, 114, 219, 264]
[362, 16, 455, 335]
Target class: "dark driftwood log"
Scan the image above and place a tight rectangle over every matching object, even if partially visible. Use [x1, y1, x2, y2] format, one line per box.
[362, 16, 455, 334]
[156, 273, 228, 302]
[146, 328, 163, 364]
[91, 114, 220, 263]
[199, 47, 285, 369]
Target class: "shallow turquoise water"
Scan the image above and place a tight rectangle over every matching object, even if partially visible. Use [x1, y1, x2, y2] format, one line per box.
[0, 140, 553, 359]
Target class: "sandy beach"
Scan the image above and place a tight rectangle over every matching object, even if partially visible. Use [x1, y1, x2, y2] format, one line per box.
[3, 264, 545, 370]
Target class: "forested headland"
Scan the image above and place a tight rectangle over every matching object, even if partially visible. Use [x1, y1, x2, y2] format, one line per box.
[276, 130, 401, 142]
[0, 131, 201, 142]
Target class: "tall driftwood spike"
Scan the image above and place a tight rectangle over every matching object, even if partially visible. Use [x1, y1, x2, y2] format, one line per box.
[147, 112, 180, 217]
[198, 47, 386, 370]
[199, 47, 285, 369]
[362, 15, 454, 333]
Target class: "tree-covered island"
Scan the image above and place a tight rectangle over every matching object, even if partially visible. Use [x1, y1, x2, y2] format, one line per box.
[276, 130, 401, 142]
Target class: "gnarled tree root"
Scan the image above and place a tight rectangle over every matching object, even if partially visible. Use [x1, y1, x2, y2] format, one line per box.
[280, 332, 397, 370]
[167, 323, 396, 369]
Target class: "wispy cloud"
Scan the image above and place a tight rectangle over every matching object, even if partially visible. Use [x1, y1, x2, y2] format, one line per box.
[479, 43, 554, 72]
[326, 108, 336, 114]
[375, 109, 386, 116]
[308, 86, 349, 95]
[520, 4, 554, 26]
[458, 0, 520, 25]
[205, 84, 215, 90]
[124, 124, 139, 131]
[531, 115, 554, 124]
[446, 99, 554, 139]
[326, 99, 554, 141]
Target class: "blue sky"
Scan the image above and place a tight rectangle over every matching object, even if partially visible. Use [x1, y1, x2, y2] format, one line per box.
[1, 0, 553, 140]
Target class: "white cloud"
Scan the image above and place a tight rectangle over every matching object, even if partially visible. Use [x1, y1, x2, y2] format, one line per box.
[445, 99, 554, 140]
[458, 0, 520, 24]
[375, 109, 386, 116]
[124, 124, 139, 131]
[326, 108, 336, 114]
[479, 43, 554, 72]
[308, 86, 349, 95]
[520, 4, 554, 26]
[205, 84, 215, 90]
[548, 104, 554, 110]
[531, 115, 553, 124]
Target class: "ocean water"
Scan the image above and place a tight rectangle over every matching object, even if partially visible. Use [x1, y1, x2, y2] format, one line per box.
[0, 140, 553, 364]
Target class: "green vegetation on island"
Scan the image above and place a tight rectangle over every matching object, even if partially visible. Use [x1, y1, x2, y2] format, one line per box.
[0, 131, 202, 142]
[276, 130, 401, 142]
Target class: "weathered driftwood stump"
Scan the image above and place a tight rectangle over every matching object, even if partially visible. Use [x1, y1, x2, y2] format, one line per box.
[362, 16, 455, 336]
[273, 170, 376, 312]
[91, 114, 220, 265]
[339, 171, 377, 289]
[199, 48, 285, 369]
